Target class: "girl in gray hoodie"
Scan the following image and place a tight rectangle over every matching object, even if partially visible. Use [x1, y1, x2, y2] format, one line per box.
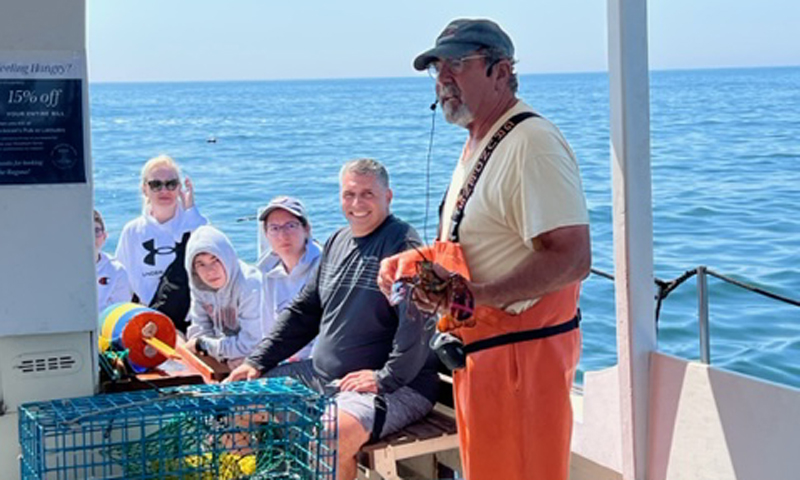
[185, 225, 263, 367]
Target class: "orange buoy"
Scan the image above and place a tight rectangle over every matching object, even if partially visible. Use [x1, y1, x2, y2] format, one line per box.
[99, 302, 177, 369]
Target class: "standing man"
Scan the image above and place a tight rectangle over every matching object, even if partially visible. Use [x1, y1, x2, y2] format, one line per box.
[378, 19, 591, 480]
[227, 159, 438, 480]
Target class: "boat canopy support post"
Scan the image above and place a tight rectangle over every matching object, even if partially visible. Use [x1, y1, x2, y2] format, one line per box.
[607, 0, 657, 479]
[0, 2, 95, 480]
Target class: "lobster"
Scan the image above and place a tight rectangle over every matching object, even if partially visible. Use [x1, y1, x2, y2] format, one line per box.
[391, 246, 476, 331]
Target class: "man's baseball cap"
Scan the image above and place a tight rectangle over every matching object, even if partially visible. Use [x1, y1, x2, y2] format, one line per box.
[413, 18, 514, 71]
[258, 196, 308, 224]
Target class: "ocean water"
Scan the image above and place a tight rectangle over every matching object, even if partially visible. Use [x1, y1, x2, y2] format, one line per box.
[90, 67, 800, 389]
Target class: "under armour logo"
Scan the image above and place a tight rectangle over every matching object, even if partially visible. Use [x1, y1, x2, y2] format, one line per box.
[142, 239, 177, 266]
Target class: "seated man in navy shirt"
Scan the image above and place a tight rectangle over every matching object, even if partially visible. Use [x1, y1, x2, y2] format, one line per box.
[226, 158, 438, 480]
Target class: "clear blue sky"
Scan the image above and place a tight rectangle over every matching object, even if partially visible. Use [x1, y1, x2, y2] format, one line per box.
[88, 0, 800, 83]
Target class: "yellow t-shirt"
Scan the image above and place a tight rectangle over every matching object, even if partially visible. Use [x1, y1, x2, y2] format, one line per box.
[440, 101, 589, 312]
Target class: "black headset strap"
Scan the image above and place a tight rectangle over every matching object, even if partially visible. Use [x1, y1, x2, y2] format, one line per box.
[444, 111, 538, 242]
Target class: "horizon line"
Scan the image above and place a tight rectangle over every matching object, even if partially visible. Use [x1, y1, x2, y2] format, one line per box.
[89, 64, 800, 85]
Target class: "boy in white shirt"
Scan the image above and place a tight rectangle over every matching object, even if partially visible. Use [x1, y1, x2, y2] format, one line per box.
[94, 210, 134, 312]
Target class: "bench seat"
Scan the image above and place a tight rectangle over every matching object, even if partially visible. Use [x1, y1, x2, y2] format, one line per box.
[358, 374, 460, 480]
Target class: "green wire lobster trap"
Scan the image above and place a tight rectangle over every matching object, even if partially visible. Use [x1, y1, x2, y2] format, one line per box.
[18, 378, 337, 479]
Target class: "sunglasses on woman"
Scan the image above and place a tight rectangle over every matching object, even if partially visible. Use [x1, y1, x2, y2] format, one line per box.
[147, 179, 180, 192]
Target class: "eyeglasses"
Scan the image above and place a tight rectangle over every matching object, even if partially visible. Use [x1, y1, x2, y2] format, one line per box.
[265, 220, 302, 236]
[427, 54, 487, 78]
[94, 226, 105, 238]
[147, 179, 180, 192]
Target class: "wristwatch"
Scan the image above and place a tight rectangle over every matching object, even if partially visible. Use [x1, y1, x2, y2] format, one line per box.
[194, 337, 209, 356]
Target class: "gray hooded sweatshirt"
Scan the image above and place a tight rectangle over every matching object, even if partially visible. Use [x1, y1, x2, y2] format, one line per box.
[256, 239, 322, 359]
[185, 225, 263, 362]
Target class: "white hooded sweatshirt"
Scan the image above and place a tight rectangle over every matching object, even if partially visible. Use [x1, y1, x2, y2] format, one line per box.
[115, 205, 208, 305]
[96, 251, 134, 312]
[185, 225, 263, 362]
[256, 239, 322, 360]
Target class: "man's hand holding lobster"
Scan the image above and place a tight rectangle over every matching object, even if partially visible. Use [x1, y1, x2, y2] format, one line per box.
[378, 249, 476, 332]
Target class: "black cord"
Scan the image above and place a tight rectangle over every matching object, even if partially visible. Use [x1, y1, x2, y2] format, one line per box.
[590, 266, 800, 325]
[423, 102, 437, 245]
[706, 268, 800, 308]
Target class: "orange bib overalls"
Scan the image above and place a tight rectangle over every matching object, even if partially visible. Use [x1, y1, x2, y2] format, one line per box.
[394, 242, 580, 480]
[393, 111, 581, 479]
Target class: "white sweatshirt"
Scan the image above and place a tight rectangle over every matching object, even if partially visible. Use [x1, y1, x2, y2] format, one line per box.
[96, 251, 134, 312]
[256, 240, 322, 360]
[185, 225, 263, 362]
[115, 206, 207, 305]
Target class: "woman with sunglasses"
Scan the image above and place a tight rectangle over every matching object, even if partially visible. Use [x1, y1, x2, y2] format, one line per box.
[115, 154, 208, 332]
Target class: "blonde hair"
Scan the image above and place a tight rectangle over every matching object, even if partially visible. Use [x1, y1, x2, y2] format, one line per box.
[140, 154, 182, 209]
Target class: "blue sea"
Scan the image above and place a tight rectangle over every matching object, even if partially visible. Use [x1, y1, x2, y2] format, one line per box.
[90, 67, 800, 389]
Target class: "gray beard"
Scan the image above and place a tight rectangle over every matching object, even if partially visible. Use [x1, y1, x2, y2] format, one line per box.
[443, 101, 474, 128]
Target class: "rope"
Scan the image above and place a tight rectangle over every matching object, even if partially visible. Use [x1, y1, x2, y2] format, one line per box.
[705, 268, 800, 308]
[99, 349, 171, 396]
[589, 265, 800, 323]
[99, 350, 130, 381]
[654, 269, 698, 323]
[63, 391, 192, 426]
[589, 267, 613, 281]
[63, 390, 314, 427]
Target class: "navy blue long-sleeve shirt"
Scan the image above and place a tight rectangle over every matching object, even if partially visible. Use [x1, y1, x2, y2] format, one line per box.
[246, 215, 439, 404]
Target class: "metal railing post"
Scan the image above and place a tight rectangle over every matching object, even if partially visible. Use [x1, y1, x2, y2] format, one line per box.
[697, 265, 711, 364]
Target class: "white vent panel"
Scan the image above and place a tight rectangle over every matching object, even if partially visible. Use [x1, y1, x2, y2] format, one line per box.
[12, 350, 82, 378]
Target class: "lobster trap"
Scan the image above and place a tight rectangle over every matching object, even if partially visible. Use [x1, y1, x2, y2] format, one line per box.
[18, 378, 336, 479]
